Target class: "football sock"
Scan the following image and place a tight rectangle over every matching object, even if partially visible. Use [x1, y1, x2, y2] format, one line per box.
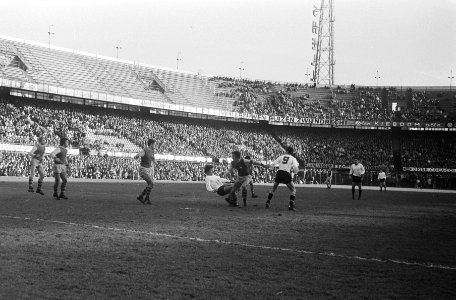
[268, 193, 274, 200]
[28, 177, 33, 188]
[61, 181, 67, 194]
[351, 188, 355, 199]
[145, 186, 152, 198]
[37, 179, 43, 191]
[358, 190, 362, 199]
[54, 182, 59, 193]
[289, 195, 296, 207]
[242, 188, 247, 199]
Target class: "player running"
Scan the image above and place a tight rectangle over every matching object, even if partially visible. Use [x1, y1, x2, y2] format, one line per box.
[325, 166, 333, 189]
[28, 136, 46, 195]
[349, 159, 365, 200]
[50, 137, 70, 200]
[135, 138, 155, 205]
[265, 146, 300, 211]
[204, 164, 235, 202]
[226, 151, 263, 207]
[378, 170, 387, 191]
[244, 155, 258, 199]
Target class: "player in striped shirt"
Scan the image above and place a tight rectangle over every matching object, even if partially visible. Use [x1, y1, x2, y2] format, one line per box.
[28, 136, 46, 195]
[349, 159, 365, 200]
[265, 146, 300, 211]
[135, 138, 155, 205]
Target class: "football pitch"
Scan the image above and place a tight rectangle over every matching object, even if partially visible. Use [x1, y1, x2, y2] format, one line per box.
[1, 181, 455, 299]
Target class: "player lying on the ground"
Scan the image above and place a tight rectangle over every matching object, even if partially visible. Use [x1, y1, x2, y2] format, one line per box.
[265, 146, 299, 211]
[134, 138, 155, 205]
[28, 136, 46, 195]
[378, 170, 387, 191]
[244, 155, 258, 199]
[350, 158, 365, 200]
[50, 137, 70, 200]
[226, 151, 265, 207]
[204, 164, 237, 204]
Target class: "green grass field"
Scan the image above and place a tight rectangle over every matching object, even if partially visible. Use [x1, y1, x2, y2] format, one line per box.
[1, 181, 455, 299]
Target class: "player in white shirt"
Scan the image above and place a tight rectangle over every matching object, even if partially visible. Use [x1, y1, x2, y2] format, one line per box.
[349, 159, 365, 200]
[204, 164, 235, 203]
[265, 146, 300, 211]
[378, 170, 387, 191]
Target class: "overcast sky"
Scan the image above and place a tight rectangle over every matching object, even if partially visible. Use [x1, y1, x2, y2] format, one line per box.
[1, 0, 455, 86]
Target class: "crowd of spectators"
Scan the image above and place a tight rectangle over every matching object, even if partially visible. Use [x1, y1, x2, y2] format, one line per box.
[1, 94, 456, 189]
[276, 127, 393, 168]
[0, 151, 276, 183]
[0, 97, 283, 161]
[401, 131, 456, 168]
[209, 77, 455, 122]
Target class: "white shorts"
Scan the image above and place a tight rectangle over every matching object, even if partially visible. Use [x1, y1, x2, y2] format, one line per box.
[53, 164, 67, 174]
[31, 158, 43, 168]
[139, 166, 154, 182]
[235, 175, 251, 188]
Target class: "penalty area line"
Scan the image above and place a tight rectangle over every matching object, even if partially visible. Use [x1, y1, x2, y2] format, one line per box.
[1, 214, 456, 271]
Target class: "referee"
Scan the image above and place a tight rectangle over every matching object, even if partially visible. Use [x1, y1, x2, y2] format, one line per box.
[349, 159, 365, 200]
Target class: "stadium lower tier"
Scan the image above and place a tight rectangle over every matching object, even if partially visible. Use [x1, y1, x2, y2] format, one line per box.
[1, 152, 455, 189]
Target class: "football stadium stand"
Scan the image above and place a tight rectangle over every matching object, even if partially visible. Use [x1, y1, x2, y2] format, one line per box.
[0, 35, 455, 188]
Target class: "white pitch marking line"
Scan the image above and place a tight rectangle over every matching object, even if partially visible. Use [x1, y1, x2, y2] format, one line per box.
[2, 214, 456, 271]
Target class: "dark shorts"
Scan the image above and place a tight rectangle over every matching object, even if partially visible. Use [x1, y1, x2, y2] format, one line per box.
[352, 175, 362, 183]
[379, 179, 386, 183]
[217, 185, 230, 196]
[275, 170, 292, 185]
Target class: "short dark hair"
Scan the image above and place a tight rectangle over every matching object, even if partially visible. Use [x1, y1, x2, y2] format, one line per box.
[147, 138, 155, 146]
[231, 151, 241, 159]
[60, 137, 69, 146]
[286, 146, 294, 155]
[204, 164, 213, 174]
[245, 155, 251, 160]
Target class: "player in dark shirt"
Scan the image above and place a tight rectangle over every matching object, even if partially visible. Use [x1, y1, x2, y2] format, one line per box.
[226, 151, 264, 207]
[134, 138, 155, 205]
[50, 137, 70, 200]
[244, 156, 258, 199]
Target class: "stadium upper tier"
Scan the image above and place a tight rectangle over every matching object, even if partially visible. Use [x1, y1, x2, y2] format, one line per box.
[0, 36, 222, 109]
[0, 35, 455, 122]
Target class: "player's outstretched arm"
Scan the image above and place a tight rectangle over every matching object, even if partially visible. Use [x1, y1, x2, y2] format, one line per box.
[134, 150, 145, 160]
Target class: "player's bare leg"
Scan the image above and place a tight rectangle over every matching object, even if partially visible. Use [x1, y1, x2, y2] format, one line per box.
[286, 182, 297, 211]
[241, 186, 248, 207]
[249, 181, 258, 198]
[326, 178, 332, 189]
[59, 172, 68, 200]
[138, 175, 153, 205]
[28, 164, 36, 192]
[53, 173, 60, 200]
[36, 165, 45, 195]
[266, 182, 280, 208]
[227, 182, 241, 206]
[357, 182, 362, 200]
[351, 182, 356, 200]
